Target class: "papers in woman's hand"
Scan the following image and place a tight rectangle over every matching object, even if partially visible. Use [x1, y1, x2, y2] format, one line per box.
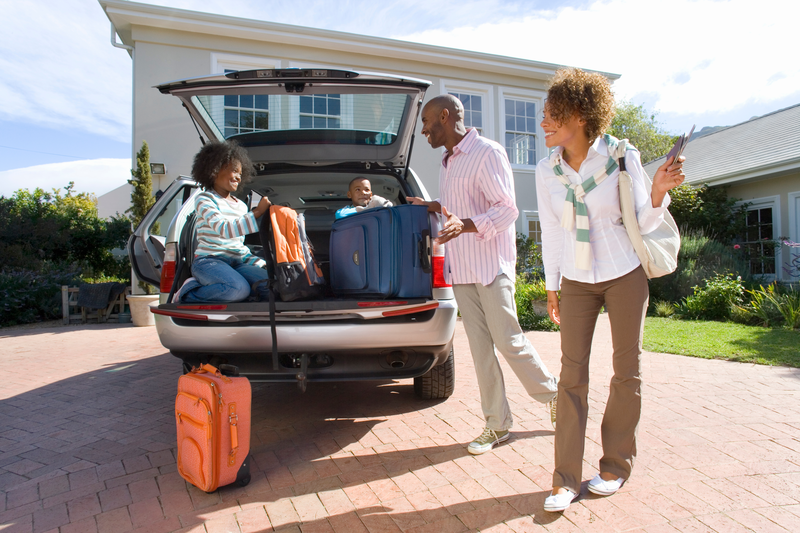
[666, 124, 695, 162]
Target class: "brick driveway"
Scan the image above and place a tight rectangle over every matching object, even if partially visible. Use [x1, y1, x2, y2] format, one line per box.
[2, 316, 800, 533]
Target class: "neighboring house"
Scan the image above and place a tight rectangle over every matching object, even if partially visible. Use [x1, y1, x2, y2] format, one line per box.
[99, 0, 617, 246]
[644, 104, 800, 282]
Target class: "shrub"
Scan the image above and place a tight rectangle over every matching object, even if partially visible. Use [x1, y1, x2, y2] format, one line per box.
[737, 284, 800, 329]
[649, 229, 750, 303]
[0, 264, 81, 327]
[652, 300, 676, 318]
[677, 273, 744, 320]
[515, 278, 559, 332]
[516, 233, 543, 282]
[0, 184, 132, 276]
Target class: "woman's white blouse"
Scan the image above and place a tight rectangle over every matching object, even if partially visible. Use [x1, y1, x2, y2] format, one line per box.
[535, 137, 670, 291]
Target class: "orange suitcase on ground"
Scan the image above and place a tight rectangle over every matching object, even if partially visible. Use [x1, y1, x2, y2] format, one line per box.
[175, 364, 252, 492]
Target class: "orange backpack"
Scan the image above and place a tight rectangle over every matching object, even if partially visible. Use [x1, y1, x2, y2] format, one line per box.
[260, 205, 325, 302]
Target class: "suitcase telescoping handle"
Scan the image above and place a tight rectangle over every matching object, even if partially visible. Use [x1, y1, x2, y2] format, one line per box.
[417, 229, 432, 273]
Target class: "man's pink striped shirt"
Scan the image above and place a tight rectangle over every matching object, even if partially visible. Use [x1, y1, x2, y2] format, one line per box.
[438, 128, 519, 286]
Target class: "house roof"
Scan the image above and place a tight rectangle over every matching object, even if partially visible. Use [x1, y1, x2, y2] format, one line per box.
[99, 0, 619, 83]
[643, 103, 800, 186]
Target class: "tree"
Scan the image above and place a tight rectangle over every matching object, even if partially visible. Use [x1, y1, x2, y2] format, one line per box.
[128, 140, 155, 230]
[668, 183, 748, 244]
[608, 100, 677, 164]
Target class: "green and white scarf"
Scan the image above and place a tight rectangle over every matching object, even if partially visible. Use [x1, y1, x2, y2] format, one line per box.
[550, 134, 632, 270]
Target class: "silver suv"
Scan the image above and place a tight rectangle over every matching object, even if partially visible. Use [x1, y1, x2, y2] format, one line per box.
[129, 69, 457, 398]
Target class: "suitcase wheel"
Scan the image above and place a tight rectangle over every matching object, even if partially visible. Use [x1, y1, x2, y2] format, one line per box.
[237, 475, 251, 487]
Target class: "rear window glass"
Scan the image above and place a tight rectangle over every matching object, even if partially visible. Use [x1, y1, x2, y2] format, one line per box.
[193, 92, 409, 146]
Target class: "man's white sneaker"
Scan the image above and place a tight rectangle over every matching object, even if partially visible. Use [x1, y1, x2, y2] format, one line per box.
[544, 489, 577, 512]
[587, 474, 625, 496]
[467, 427, 509, 455]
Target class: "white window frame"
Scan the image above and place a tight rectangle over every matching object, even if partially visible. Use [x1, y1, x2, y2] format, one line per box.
[286, 61, 355, 129]
[498, 87, 546, 170]
[789, 191, 800, 245]
[210, 53, 283, 131]
[736, 195, 782, 281]
[522, 210, 543, 245]
[440, 79, 494, 141]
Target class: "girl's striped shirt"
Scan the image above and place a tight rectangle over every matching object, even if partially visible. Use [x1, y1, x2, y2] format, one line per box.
[194, 190, 265, 267]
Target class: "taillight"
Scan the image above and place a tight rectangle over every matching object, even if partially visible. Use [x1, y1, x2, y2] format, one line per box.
[160, 243, 177, 293]
[431, 241, 451, 288]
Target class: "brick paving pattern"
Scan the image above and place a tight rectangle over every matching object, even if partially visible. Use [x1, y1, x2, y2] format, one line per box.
[1, 315, 799, 532]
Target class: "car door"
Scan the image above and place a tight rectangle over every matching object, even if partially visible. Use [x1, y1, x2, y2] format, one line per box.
[128, 176, 198, 287]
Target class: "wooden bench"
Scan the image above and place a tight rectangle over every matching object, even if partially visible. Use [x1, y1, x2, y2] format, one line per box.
[61, 286, 131, 325]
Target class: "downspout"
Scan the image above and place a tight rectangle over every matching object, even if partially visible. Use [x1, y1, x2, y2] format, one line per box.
[111, 22, 143, 293]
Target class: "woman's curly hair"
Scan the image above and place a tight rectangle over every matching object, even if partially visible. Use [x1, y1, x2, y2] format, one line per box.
[191, 140, 255, 191]
[546, 68, 615, 141]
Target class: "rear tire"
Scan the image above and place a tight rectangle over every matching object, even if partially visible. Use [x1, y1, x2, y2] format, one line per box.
[414, 346, 454, 399]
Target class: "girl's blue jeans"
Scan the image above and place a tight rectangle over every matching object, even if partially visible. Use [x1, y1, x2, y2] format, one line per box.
[180, 255, 270, 303]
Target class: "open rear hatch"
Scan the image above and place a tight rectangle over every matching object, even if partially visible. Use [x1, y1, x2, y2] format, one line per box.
[156, 68, 430, 169]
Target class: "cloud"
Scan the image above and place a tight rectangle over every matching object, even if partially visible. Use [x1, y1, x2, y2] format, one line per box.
[0, 0, 132, 141]
[3, 0, 796, 144]
[397, 0, 800, 122]
[0, 159, 131, 199]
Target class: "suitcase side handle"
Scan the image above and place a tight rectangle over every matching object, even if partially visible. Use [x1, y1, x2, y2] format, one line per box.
[418, 229, 432, 273]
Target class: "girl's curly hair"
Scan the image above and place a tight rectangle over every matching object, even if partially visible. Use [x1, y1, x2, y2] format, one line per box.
[191, 140, 255, 191]
[546, 68, 615, 141]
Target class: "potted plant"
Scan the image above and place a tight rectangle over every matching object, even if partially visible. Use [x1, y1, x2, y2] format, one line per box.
[127, 141, 160, 326]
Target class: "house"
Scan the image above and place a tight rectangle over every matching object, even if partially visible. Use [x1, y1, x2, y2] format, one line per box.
[644, 104, 800, 282]
[98, 0, 618, 245]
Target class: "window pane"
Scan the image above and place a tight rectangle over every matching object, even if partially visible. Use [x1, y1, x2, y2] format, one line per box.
[254, 112, 268, 130]
[506, 115, 515, 130]
[300, 115, 312, 128]
[526, 101, 536, 116]
[313, 97, 326, 115]
[224, 127, 236, 138]
[300, 96, 312, 114]
[224, 95, 237, 107]
[225, 109, 238, 128]
[472, 110, 482, 128]
[240, 95, 253, 108]
[329, 118, 341, 129]
[527, 117, 536, 133]
[473, 97, 482, 112]
[240, 111, 253, 129]
[328, 97, 340, 116]
[516, 100, 525, 115]
[313, 116, 326, 128]
[505, 99, 514, 115]
[255, 95, 268, 109]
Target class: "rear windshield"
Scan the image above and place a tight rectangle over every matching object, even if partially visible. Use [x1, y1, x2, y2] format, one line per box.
[192, 92, 410, 146]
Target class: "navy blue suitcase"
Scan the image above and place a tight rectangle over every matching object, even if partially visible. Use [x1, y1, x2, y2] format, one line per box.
[329, 204, 433, 299]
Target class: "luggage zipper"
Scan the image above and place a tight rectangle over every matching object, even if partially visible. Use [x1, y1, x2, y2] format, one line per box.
[181, 374, 221, 489]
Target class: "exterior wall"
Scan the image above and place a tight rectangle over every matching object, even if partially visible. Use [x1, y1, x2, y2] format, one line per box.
[124, 24, 556, 235]
[727, 171, 800, 281]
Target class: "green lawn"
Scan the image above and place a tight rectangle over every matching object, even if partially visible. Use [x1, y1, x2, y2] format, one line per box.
[643, 317, 800, 368]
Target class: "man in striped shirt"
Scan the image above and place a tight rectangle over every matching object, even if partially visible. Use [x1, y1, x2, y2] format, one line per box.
[410, 95, 558, 455]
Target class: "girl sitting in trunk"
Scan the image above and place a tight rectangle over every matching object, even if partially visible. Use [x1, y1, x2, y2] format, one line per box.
[175, 141, 273, 303]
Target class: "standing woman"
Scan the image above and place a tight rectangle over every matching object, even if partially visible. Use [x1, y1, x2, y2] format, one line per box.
[536, 68, 685, 512]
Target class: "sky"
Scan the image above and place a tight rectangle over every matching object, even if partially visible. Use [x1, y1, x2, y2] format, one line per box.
[1, 0, 798, 198]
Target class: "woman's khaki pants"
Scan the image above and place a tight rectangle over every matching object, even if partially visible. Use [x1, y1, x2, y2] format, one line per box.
[553, 266, 649, 493]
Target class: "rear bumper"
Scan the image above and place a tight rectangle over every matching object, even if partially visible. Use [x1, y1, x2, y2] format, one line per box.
[155, 299, 457, 380]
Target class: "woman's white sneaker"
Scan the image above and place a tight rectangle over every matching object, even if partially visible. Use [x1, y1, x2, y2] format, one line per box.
[587, 474, 625, 496]
[544, 489, 577, 512]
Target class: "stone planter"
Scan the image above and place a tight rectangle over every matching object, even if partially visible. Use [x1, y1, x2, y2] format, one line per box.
[127, 294, 159, 327]
[531, 300, 548, 316]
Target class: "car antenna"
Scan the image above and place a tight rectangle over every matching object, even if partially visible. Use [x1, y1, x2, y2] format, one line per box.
[182, 103, 207, 146]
